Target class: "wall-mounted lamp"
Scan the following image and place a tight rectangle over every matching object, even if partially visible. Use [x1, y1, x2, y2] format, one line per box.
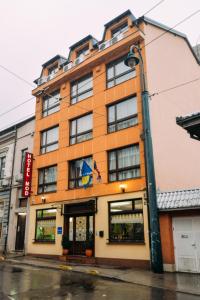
[41, 196, 46, 204]
[119, 184, 126, 193]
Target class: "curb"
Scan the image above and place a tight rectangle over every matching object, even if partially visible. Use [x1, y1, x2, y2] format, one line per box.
[4, 259, 200, 297]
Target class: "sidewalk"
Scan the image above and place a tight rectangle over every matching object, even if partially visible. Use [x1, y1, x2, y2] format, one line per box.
[4, 255, 200, 296]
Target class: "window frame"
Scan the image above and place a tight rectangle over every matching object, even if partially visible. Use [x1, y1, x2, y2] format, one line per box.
[35, 208, 56, 243]
[70, 73, 93, 104]
[0, 156, 6, 179]
[40, 125, 59, 154]
[68, 156, 93, 189]
[108, 144, 140, 182]
[38, 165, 57, 194]
[111, 21, 129, 37]
[70, 113, 93, 145]
[76, 45, 89, 58]
[106, 55, 135, 88]
[107, 96, 138, 133]
[42, 90, 60, 117]
[108, 199, 144, 243]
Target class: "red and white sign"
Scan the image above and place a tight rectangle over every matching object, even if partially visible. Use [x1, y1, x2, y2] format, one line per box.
[22, 152, 33, 197]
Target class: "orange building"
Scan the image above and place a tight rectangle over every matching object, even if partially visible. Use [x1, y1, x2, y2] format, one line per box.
[27, 10, 151, 268]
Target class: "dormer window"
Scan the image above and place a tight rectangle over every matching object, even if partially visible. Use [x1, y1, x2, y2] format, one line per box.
[112, 22, 128, 38]
[48, 64, 58, 76]
[76, 45, 89, 58]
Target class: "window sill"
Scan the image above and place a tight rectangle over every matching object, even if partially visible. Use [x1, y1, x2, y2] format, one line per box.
[107, 240, 145, 245]
[37, 190, 57, 195]
[33, 240, 55, 244]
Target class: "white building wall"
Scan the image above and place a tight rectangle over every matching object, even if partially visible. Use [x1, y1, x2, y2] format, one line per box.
[144, 22, 200, 191]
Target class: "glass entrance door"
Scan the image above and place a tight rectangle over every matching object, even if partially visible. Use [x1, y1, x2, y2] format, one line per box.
[67, 215, 94, 255]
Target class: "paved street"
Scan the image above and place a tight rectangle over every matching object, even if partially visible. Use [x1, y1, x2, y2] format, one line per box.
[0, 263, 199, 300]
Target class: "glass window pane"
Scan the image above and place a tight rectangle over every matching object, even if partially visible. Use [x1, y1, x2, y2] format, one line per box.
[115, 59, 130, 76]
[42, 209, 56, 217]
[108, 124, 116, 133]
[46, 144, 58, 152]
[44, 166, 56, 183]
[46, 127, 58, 144]
[110, 201, 132, 212]
[71, 120, 76, 136]
[107, 66, 114, 80]
[108, 106, 115, 123]
[77, 90, 93, 102]
[107, 80, 114, 88]
[118, 168, 140, 180]
[78, 75, 93, 94]
[117, 97, 137, 120]
[76, 132, 92, 143]
[36, 219, 56, 241]
[118, 145, 139, 169]
[44, 183, 56, 192]
[109, 173, 116, 182]
[135, 200, 143, 210]
[115, 71, 135, 85]
[69, 217, 73, 241]
[109, 151, 116, 170]
[77, 114, 92, 134]
[117, 117, 138, 131]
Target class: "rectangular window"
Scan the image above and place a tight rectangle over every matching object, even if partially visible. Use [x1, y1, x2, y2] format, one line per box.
[71, 74, 93, 104]
[108, 96, 138, 133]
[0, 156, 6, 179]
[76, 45, 89, 58]
[42, 90, 60, 117]
[48, 64, 58, 76]
[69, 157, 92, 189]
[108, 145, 140, 182]
[38, 165, 57, 194]
[106, 55, 135, 88]
[70, 114, 92, 145]
[21, 148, 28, 173]
[41, 126, 59, 154]
[112, 22, 128, 38]
[35, 208, 56, 242]
[109, 199, 144, 243]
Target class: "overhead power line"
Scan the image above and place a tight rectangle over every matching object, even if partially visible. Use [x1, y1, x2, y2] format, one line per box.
[0, 97, 35, 118]
[0, 6, 199, 120]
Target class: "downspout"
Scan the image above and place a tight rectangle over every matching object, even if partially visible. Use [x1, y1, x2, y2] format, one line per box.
[3, 125, 17, 255]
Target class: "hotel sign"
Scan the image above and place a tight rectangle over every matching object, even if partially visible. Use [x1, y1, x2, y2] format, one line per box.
[22, 152, 33, 197]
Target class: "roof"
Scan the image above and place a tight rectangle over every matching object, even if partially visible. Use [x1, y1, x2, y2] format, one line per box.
[138, 16, 200, 64]
[42, 54, 67, 68]
[0, 116, 35, 137]
[157, 189, 200, 211]
[176, 112, 200, 140]
[193, 44, 200, 61]
[69, 35, 98, 51]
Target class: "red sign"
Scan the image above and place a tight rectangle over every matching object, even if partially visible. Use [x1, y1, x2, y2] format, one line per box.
[22, 152, 33, 197]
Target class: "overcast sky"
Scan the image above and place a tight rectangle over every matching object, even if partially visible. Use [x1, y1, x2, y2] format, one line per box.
[0, 0, 199, 130]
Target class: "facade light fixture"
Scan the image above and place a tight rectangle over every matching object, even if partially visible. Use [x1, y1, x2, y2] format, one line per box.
[119, 183, 126, 193]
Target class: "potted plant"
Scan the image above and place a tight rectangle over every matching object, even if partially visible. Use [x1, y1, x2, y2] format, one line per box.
[61, 235, 71, 255]
[85, 239, 94, 257]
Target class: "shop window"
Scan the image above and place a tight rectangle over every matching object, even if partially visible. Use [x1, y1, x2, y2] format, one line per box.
[0, 156, 6, 179]
[42, 90, 60, 117]
[71, 73, 93, 104]
[108, 144, 140, 182]
[111, 22, 128, 38]
[38, 165, 57, 194]
[41, 126, 59, 154]
[108, 96, 138, 133]
[106, 55, 135, 88]
[109, 199, 144, 242]
[70, 113, 92, 145]
[35, 208, 56, 242]
[69, 157, 92, 189]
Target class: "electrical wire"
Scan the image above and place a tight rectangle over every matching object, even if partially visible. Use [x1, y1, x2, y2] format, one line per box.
[0, 6, 199, 121]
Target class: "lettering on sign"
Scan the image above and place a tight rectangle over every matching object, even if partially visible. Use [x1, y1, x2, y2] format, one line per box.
[22, 152, 33, 197]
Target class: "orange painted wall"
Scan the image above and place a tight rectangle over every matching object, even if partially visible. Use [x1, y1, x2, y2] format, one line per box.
[159, 213, 175, 265]
[31, 21, 146, 206]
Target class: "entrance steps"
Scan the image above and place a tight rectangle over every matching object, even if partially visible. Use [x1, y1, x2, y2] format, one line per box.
[6, 251, 24, 259]
[59, 255, 96, 265]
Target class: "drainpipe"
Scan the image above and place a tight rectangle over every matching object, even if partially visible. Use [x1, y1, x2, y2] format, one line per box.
[3, 125, 17, 255]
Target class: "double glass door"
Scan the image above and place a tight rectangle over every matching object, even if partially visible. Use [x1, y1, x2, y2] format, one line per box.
[67, 215, 94, 255]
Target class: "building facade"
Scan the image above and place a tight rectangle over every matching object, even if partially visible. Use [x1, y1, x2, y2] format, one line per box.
[28, 10, 151, 268]
[27, 9, 200, 270]
[0, 117, 35, 254]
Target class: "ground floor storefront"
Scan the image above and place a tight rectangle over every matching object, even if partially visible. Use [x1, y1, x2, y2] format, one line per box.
[27, 191, 150, 268]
